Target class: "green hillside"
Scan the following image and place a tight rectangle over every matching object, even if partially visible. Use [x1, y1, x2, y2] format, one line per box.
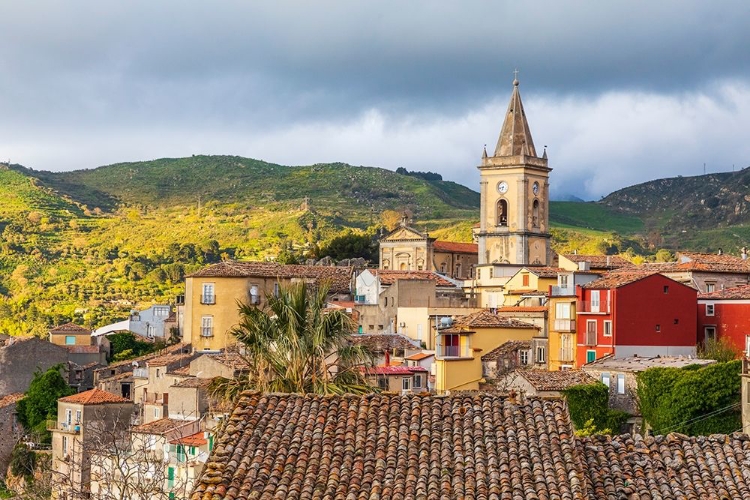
[4, 155, 746, 338]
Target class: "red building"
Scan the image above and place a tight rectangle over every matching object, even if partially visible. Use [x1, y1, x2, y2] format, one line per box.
[576, 271, 698, 366]
[698, 284, 750, 356]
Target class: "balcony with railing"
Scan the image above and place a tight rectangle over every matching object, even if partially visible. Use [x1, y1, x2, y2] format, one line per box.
[578, 301, 610, 314]
[132, 367, 149, 379]
[200, 327, 214, 338]
[550, 286, 576, 296]
[47, 420, 81, 434]
[200, 295, 216, 305]
[553, 319, 576, 332]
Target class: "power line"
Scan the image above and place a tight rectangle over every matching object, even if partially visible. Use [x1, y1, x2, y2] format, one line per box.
[655, 402, 741, 435]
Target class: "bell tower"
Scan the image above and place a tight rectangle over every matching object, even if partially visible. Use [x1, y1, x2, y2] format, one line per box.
[477, 76, 551, 266]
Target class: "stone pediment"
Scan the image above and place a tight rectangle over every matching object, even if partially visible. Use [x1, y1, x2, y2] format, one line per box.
[382, 226, 427, 242]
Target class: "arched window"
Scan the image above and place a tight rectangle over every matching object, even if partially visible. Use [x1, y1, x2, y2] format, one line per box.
[532, 200, 539, 227]
[400, 262, 407, 270]
[497, 199, 508, 226]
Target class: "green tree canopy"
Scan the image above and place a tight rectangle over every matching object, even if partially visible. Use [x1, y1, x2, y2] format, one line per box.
[212, 282, 375, 400]
[16, 364, 75, 439]
[637, 360, 741, 435]
[319, 232, 377, 262]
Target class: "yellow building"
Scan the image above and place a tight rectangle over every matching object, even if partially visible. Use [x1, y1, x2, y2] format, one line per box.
[434, 310, 538, 393]
[184, 261, 353, 352]
[501, 266, 561, 307]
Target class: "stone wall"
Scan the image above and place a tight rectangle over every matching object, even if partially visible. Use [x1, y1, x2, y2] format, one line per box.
[0, 338, 68, 396]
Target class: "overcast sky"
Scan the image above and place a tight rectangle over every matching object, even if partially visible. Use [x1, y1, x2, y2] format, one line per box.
[1, 1, 750, 200]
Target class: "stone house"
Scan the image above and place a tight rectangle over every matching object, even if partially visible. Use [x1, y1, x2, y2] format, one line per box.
[582, 354, 715, 434]
[0, 337, 68, 395]
[495, 369, 597, 398]
[49, 389, 134, 499]
[168, 378, 213, 421]
[643, 251, 750, 294]
[365, 365, 429, 394]
[134, 352, 197, 423]
[481, 340, 532, 379]
[0, 393, 23, 479]
[347, 333, 422, 367]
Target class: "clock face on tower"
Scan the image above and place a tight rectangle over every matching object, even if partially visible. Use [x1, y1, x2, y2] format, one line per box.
[532, 182, 539, 195]
[497, 181, 508, 194]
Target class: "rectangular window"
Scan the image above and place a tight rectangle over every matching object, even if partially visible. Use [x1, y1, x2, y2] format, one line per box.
[586, 350, 596, 363]
[441, 334, 461, 357]
[413, 374, 423, 388]
[559, 274, 569, 288]
[603, 320, 612, 337]
[201, 283, 215, 304]
[590, 290, 600, 312]
[536, 346, 546, 363]
[201, 316, 214, 337]
[705, 303, 715, 316]
[655, 324, 661, 332]
[402, 377, 411, 391]
[520, 350, 529, 365]
[706, 283, 715, 293]
[663, 286, 669, 294]
[704, 326, 716, 342]
[555, 302, 571, 319]
[476, 268, 481, 280]
[586, 320, 597, 345]
[75, 410, 81, 423]
[746, 335, 750, 357]
[62, 436, 68, 456]
[601, 372, 610, 388]
[65, 336, 76, 345]
[617, 374, 625, 394]
[489, 268, 494, 279]
[522, 273, 530, 287]
[66, 409, 72, 426]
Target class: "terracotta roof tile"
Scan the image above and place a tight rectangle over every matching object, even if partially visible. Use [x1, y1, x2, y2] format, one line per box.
[524, 266, 566, 278]
[0, 393, 24, 408]
[517, 369, 597, 392]
[170, 431, 208, 446]
[187, 261, 353, 294]
[190, 392, 587, 500]
[404, 352, 434, 361]
[167, 365, 191, 376]
[581, 433, 750, 499]
[497, 306, 548, 312]
[59, 388, 131, 405]
[481, 340, 531, 361]
[365, 365, 428, 375]
[432, 240, 478, 254]
[375, 269, 456, 287]
[203, 353, 250, 371]
[582, 270, 659, 289]
[562, 254, 634, 270]
[147, 352, 195, 367]
[133, 417, 195, 435]
[49, 322, 91, 334]
[699, 283, 750, 299]
[648, 252, 750, 274]
[453, 310, 538, 329]
[348, 333, 419, 352]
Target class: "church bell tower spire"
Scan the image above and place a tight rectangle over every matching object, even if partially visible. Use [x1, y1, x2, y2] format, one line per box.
[476, 74, 551, 266]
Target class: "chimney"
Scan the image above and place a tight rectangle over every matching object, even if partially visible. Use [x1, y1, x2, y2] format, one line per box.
[742, 247, 748, 260]
[606, 255, 611, 267]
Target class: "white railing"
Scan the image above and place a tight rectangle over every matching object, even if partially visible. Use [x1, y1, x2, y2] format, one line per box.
[553, 319, 576, 332]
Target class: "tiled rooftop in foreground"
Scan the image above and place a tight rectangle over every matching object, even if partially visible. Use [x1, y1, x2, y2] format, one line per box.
[191, 391, 750, 500]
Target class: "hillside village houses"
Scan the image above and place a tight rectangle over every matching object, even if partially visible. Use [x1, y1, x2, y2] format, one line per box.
[4, 77, 750, 498]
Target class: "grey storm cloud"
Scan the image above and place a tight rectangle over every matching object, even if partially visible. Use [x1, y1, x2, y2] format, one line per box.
[1, 1, 750, 199]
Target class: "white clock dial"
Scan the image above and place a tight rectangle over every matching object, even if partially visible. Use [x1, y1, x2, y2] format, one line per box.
[497, 181, 508, 194]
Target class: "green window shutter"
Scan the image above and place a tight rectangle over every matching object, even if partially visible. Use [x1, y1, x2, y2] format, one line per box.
[209, 435, 214, 451]
[168, 467, 174, 480]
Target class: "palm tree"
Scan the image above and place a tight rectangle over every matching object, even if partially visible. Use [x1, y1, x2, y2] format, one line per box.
[212, 281, 375, 399]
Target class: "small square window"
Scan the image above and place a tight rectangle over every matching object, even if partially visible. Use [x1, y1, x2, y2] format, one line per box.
[663, 286, 669, 294]
[705, 304, 715, 316]
[655, 324, 661, 332]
